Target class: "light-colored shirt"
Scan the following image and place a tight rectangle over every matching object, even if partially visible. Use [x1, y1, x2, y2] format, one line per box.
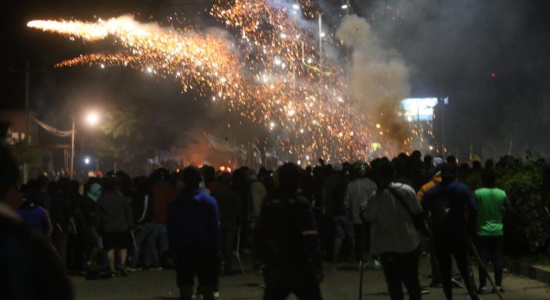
[344, 177, 377, 224]
[363, 183, 422, 255]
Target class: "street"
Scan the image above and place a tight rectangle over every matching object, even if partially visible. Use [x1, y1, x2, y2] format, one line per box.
[72, 257, 550, 300]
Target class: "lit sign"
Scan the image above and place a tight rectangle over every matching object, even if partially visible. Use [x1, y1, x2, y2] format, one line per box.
[401, 98, 438, 122]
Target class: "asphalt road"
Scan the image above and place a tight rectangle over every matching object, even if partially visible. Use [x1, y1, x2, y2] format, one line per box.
[72, 257, 550, 300]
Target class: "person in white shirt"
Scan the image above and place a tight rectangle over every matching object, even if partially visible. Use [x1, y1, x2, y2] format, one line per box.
[363, 159, 422, 300]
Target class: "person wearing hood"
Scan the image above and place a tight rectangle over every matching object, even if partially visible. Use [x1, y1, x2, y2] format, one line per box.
[167, 166, 221, 300]
[81, 181, 103, 267]
[98, 177, 134, 276]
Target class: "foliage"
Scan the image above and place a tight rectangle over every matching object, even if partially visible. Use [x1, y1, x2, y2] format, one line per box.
[11, 140, 51, 165]
[489, 155, 549, 255]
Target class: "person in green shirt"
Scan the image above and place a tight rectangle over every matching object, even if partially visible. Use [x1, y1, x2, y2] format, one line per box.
[474, 169, 513, 294]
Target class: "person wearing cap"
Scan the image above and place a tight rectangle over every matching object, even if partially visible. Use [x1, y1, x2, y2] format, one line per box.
[167, 166, 221, 300]
[418, 157, 463, 290]
[422, 163, 479, 300]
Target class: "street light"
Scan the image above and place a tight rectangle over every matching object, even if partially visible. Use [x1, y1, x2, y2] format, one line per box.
[86, 112, 100, 126]
[70, 111, 101, 178]
[85, 157, 90, 165]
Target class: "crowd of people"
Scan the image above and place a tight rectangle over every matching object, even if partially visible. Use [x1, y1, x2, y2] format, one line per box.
[1, 130, 536, 300]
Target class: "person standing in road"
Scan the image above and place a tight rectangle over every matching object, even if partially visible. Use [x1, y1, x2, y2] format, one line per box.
[167, 166, 221, 300]
[475, 169, 512, 294]
[255, 163, 323, 300]
[211, 172, 243, 275]
[363, 159, 422, 300]
[422, 163, 479, 300]
[98, 177, 134, 277]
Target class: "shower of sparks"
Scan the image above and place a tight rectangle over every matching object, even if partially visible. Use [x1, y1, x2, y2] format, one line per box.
[27, 0, 402, 162]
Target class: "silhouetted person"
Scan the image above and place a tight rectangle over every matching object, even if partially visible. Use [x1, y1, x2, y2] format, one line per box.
[255, 163, 323, 300]
[98, 177, 134, 276]
[0, 128, 74, 300]
[422, 164, 479, 300]
[211, 172, 243, 275]
[446, 155, 457, 165]
[167, 166, 220, 300]
[344, 163, 377, 265]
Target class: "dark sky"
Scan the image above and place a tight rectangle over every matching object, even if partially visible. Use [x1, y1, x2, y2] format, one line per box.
[2, 0, 550, 158]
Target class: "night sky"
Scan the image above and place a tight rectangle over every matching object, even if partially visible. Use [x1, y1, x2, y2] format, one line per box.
[2, 0, 550, 159]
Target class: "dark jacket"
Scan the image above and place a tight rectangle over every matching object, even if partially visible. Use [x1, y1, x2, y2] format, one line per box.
[0, 204, 73, 300]
[132, 192, 155, 225]
[80, 197, 100, 231]
[211, 185, 243, 230]
[167, 188, 220, 253]
[255, 190, 322, 271]
[422, 180, 477, 240]
[98, 191, 133, 233]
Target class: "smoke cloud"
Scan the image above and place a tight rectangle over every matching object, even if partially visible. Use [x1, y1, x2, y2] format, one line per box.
[336, 14, 411, 146]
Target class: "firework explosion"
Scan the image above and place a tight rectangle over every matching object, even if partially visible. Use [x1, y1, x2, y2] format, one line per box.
[28, 0, 405, 162]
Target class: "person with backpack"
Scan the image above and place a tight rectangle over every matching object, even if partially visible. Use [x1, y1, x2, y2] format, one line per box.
[255, 163, 323, 300]
[422, 163, 479, 300]
[363, 159, 422, 300]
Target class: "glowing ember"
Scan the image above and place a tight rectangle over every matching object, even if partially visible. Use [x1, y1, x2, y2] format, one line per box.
[27, 0, 394, 162]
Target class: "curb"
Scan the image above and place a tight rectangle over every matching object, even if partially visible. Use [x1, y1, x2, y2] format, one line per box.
[505, 257, 550, 285]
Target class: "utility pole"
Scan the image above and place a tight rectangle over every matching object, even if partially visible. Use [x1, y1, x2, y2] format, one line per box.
[71, 117, 75, 179]
[10, 61, 43, 183]
[318, 14, 323, 66]
[25, 61, 30, 145]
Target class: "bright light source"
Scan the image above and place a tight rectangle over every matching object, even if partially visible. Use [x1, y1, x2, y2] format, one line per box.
[320, 32, 326, 38]
[86, 112, 99, 126]
[280, 33, 287, 39]
[274, 58, 282, 66]
[147, 66, 153, 73]
[269, 121, 276, 128]
[100, 64, 105, 69]
[341, 4, 348, 9]
[292, 4, 300, 10]
[376, 123, 381, 129]
[307, 58, 313, 64]
[84, 157, 90, 165]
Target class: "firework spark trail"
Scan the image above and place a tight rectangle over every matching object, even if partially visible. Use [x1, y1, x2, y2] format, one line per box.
[28, 1, 379, 162]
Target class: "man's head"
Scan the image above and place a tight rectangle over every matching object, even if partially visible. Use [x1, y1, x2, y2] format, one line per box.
[0, 124, 20, 201]
[447, 155, 457, 165]
[373, 159, 395, 189]
[482, 170, 496, 188]
[277, 162, 301, 191]
[182, 166, 203, 189]
[440, 163, 457, 183]
[219, 172, 231, 186]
